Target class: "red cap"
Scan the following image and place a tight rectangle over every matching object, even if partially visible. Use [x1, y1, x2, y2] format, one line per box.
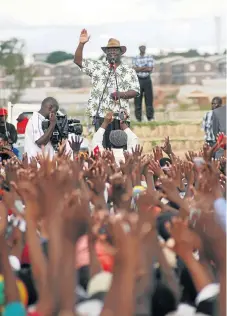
[0, 108, 8, 116]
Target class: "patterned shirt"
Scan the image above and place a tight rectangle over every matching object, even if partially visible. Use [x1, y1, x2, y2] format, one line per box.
[202, 110, 215, 142]
[82, 59, 140, 118]
[133, 55, 154, 78]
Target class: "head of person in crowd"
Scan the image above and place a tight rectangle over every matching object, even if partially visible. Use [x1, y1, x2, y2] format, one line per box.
[211, 96, 222, 110]
[39, 97, 59, 119]
[160, 157, 172, 174]
[102, 38, 126, 65]
[0, 133, 14, 162]
[139, 44, 146, 56]
[0, 108, 8, 126]
[0, 133, 8, 148]
[109, 129, 127, 149]
[16, 113, 27, 123]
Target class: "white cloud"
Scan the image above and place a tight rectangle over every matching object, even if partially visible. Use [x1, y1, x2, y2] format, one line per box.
[0, 0, 156, 25]
[0, 0, 226, 54]
[1, 0, 225, 27]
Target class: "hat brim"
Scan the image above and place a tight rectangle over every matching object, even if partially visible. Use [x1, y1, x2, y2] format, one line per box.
[101, 46, 127, 55]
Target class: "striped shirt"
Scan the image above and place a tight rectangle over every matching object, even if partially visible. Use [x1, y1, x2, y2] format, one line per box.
[133, 55, 154, 78]
[202, 110, 215, 142]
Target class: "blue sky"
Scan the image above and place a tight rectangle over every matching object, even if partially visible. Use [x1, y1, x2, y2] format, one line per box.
[0, 0, 226, 57]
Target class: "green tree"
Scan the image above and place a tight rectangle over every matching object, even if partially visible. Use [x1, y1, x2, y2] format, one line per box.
[0, 38, 34, 103]
[46, 51, 74, 64]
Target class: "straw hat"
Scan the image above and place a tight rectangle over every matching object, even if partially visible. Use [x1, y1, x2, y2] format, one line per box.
[101, 38, 126, 55]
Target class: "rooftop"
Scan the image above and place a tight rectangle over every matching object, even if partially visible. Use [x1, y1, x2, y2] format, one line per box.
[171, 57, 205, 65]
[156, 56, 185, 64]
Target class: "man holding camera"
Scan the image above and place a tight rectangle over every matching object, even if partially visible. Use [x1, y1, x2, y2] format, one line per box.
[92, 111, 138, 165]
[74, 29, 140, 148]
[24, 97, 59, 161]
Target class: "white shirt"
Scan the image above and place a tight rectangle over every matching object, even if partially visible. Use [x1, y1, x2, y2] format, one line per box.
[24, 112, 55, 161]
[91, 127, 138, 165]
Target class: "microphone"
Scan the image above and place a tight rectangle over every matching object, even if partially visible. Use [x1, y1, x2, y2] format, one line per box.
[109, 58, 116, 69]
[110, 58, 115, 65]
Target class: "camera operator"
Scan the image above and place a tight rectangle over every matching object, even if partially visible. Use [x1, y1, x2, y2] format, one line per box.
[24, 97, 59, 161]
[91, 111, 138, 164]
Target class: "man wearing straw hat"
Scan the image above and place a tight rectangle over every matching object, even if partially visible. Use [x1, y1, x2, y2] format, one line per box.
[74, 29, 140, 148]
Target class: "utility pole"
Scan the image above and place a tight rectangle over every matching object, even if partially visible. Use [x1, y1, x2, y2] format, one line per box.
[214, 16, 221, 54]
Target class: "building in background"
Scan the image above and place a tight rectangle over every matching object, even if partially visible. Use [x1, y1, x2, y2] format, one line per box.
[0, 54, 226, 93]
[155, 56, 184, 85]
[171, 57, 216, 85]
[31, 62, 55, 88]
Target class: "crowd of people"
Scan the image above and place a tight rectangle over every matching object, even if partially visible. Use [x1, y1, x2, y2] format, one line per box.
[0, 28, 225, 316]
[0, 117, 226, 315]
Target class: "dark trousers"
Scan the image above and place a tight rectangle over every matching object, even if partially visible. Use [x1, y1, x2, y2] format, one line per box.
[134, 76, 154, 121]
[93, 117, 130, 149]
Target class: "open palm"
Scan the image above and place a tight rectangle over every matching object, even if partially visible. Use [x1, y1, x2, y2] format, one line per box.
[80, 29, 90, 44]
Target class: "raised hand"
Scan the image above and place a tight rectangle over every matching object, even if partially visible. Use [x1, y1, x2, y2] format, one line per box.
[63, 189, 89, 242]
[166, 217, 202, 258]
[110, 173, 132, 210]
[68, 135, 83, 153]
[119, 154, 133, 175]
[152, 146, 163, 161]
[183, 161, 195, 186]
[79, 29, 90, 44]
[132, 144, 143, 162]
[161, 136, 172, 156]
[216, 132, 226, 148]
[148, 159, 163, 177]
[87, 165, 107, 196]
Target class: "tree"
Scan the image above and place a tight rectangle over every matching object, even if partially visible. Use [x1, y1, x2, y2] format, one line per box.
[0, 38, 34, 103]
[46, 51, 74, 64]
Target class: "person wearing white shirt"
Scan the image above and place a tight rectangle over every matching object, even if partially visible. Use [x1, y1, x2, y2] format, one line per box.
[24, 97, 59, 161]
[91, 112, 138, 165]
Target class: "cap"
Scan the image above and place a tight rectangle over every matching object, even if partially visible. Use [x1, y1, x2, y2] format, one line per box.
[0, 108, 8, 116]
[109, 130, 127, 148]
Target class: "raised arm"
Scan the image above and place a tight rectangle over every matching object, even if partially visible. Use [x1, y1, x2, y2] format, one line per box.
[74, 29, 90, 68]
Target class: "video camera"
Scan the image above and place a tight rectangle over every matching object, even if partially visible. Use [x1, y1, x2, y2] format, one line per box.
[42, 112, 83, 150]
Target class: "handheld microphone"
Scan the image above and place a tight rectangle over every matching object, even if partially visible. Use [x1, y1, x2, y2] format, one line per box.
[110, 58, 115, 65]
[109, 58, 116, 69]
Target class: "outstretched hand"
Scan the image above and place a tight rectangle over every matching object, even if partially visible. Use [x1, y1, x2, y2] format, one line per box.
[69, 135, 83, 153]
[79, 29, 90, 44]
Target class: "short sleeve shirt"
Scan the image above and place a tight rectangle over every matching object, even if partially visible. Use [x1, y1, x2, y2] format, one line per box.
[81, 59, 140, 118]
[133, 55, 154, 78]
[24, 112, 55, 160]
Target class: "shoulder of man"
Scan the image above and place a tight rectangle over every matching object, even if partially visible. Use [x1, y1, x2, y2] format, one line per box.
[213, 105, 226, 115]
[6, 122, 16, 129]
